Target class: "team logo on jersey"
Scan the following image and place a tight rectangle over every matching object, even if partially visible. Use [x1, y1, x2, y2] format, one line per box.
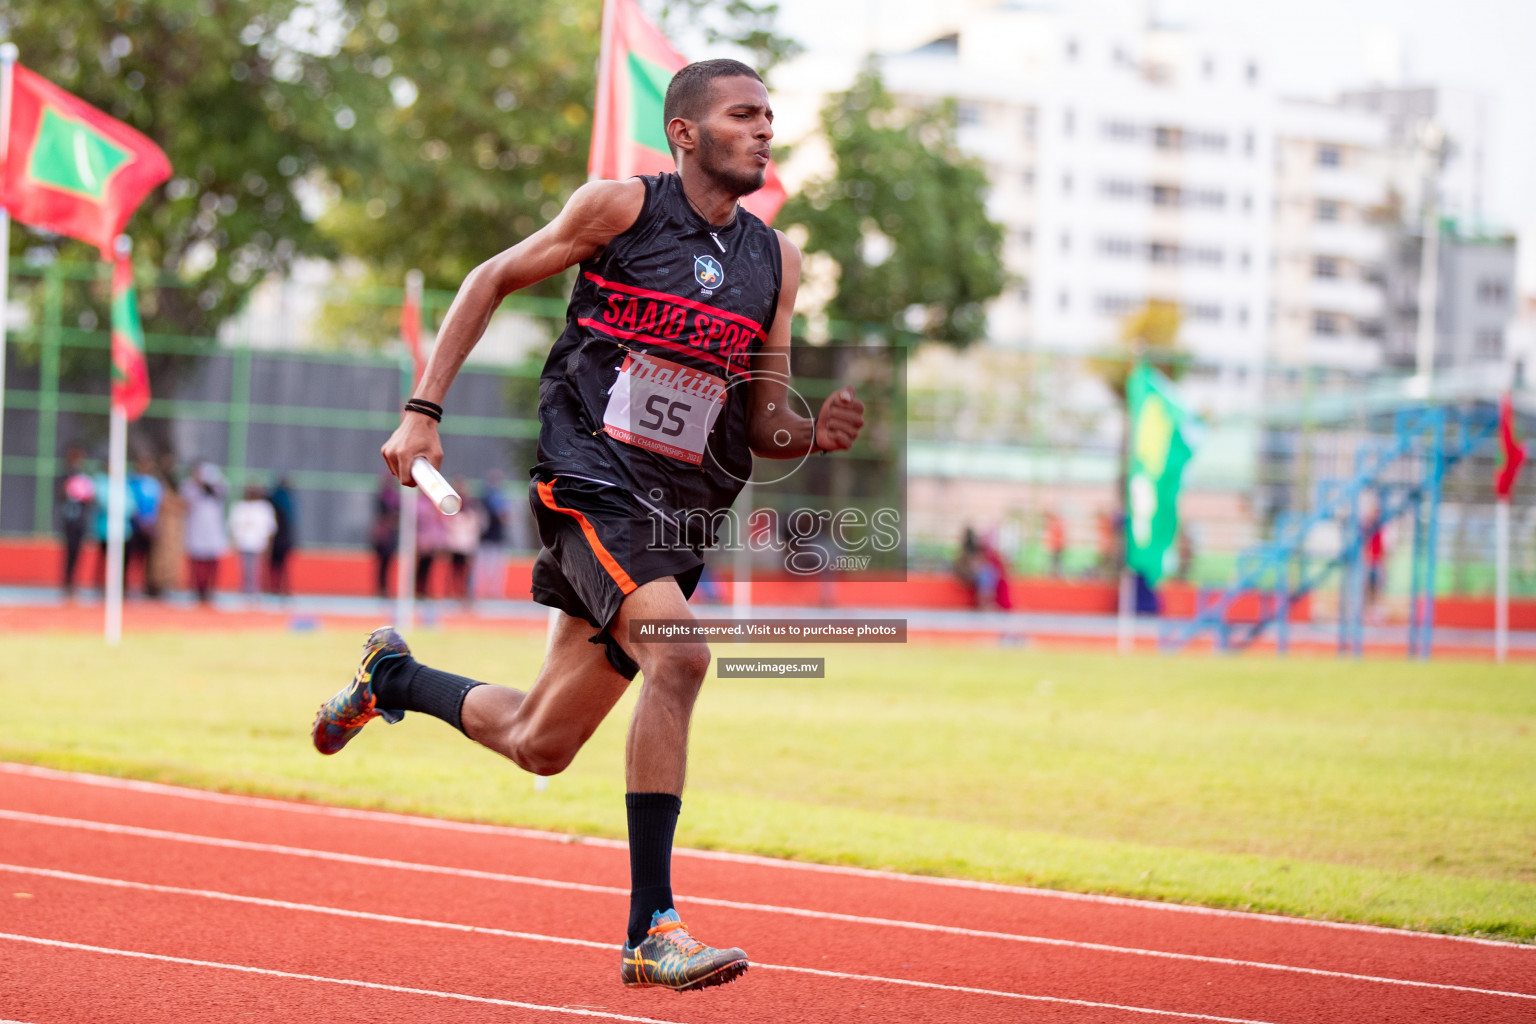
[694, 254, 725, 291]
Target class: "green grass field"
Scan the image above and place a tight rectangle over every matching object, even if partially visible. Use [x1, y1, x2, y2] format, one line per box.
[4, 630, 1534, 941]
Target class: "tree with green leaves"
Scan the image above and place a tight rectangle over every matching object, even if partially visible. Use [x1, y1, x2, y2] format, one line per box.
[779, 66, 1006, 347]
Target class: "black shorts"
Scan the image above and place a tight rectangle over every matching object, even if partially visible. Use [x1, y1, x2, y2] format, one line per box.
[528, 475, 705, 680]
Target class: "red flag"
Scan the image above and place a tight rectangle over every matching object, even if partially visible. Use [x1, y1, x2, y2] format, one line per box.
[402, 272, 423, 386]
[1, 65, 172, 258]
[110, 255, 151, 420]
[589, 0, 787, 224]
[1495, 392, 1526, 500]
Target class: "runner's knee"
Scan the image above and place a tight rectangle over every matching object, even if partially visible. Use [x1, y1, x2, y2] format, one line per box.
[641, 642, 711, 696]
[510, 733, 578, 777]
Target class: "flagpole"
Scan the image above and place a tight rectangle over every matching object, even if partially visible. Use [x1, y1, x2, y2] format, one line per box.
[104, 238, 133, 645]
[1495, 497, 1509, 664]
[0, 44, 18, 530]
[394, 270, 424, 631]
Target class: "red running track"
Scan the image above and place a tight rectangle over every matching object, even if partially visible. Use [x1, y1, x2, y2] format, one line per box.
[0, 763, 1531, 1023]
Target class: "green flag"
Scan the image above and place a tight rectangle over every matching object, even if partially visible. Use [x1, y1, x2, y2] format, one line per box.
[1125, 363, 1196, 585]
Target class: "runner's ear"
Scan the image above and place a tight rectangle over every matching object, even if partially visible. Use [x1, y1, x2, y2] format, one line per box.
[667, 116, 697, 156]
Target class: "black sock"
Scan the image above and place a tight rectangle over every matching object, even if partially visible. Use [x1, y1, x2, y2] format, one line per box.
[626, 792, 682, 947]
[371, 656, 482, 735]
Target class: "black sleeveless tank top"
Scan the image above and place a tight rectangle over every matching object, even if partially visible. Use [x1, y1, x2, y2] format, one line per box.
[533, 172, 783, 519]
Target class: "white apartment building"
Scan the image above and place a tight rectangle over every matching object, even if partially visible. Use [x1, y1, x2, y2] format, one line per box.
[1269, 99, 1391, 369]
[880, 6, 1274, 387]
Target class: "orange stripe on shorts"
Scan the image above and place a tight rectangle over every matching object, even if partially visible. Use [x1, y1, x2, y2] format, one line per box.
[536, 479, 638, 594]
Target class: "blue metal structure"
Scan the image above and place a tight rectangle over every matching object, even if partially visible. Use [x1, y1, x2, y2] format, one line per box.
[1163, 404, 1499, 657]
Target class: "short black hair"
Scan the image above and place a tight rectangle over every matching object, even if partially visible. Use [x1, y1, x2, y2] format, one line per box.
[662, 59, 763, 156]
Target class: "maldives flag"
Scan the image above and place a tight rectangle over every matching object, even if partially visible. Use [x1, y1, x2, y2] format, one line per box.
[110, 256, 151, 420]
[1, 64, 172, 258]
[1495, 392, 1526, 500]
[589, 0, 787, 224]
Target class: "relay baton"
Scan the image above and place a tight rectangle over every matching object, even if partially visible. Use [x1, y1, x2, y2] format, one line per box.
[411, 456, 462, 515]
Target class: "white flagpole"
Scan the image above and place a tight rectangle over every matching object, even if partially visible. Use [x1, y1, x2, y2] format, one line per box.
[395, 479, 417, 630]
[1495, 498, 1510, 664]
[394, 270, 424, 630]
[104, 235, 133, 645]
[0, 44, 18, 528]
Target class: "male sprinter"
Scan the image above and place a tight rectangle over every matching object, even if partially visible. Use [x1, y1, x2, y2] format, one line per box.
[311, 59, 863, 991]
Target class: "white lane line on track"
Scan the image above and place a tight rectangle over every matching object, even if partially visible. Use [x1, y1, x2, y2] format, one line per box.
[1, 855, 1529, 1003]
[0, 927, 1282, 1024]
[4, 761, 1524, 951]
[0, 932, 685, 1023]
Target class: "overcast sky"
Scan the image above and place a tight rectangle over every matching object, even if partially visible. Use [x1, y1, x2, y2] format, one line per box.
[772, 0, 1536, 291]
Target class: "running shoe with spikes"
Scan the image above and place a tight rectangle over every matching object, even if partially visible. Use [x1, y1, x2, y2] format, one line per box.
[311, 626, 410, 755]
[620, 909, 749, 991]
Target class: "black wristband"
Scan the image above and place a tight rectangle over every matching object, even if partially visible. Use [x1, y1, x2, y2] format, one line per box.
[404, 399, 442, 422]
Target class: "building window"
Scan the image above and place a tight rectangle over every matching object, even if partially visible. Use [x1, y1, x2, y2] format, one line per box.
[1154, 125, 1183, 150]
[1103, 119, 1139, 141]
[1478, 279, 1508, 304]
[1316, 200, 1340, 222]
[1149, 242, 1178, 264]
[1101, 177, 1137, 198]
[1021, 168, 1035, 190]
[1475, 329, 1504, 357]
[1359, 319, 1384, 339]
[1096, 294, 1140, 315]
[1240, 250, 1252, 271]
[1244, 131, 1255, 156]
[1062, 172, 1073, 195]
[1097, 236, 1137, 257]
[1242, 193, 1253, 213]
[1246, 61, 1259, 85]
[1202, 56, 1215, 79]
[1060, 232, 1072, 253]
[1317, 144, 1342, 168]
[1022, 108, 1037, 140]
[1187, 303, 1222, 323]
[1066, 38, 1079, 61]
[1314, 256, 1340, 279]
[1059, 290, 1070, 311]
[1063, 107, 1075, 135]
[1152, 183, 1180, 207]
[1313, 312, 1339, 335]
[1018, 227, 1033, 248]
[957, 102, 982, 127]
[1238, 306, 1250, 326]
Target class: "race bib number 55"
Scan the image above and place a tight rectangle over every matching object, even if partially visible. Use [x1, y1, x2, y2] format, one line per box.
[603, 352, 727, 465]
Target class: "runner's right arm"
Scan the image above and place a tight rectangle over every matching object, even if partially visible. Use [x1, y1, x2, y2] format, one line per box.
[380, 178, 646, 485]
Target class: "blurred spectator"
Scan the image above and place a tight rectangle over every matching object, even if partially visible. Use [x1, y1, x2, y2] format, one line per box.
[1042, 510, 1066, 578]
[415, 489, 448, 599]
[955, 526, 981, 594]
[127, 454, 163, 596]
[1364, 510, 1387, 614]
[56, 446, 95, 600]
[1094, 508, 1125, 580]
[444, 476, 482, 603]
[229, 484, 277, 596]
[182, 462, 228, 604]
[370, 474, 400, 598]
[1176, 524, 1196, 582]
[473, 471, 510, 600]
[90, 464, 137, 593]
[148, 456, 187, 597]
[267, 475, 296, 596]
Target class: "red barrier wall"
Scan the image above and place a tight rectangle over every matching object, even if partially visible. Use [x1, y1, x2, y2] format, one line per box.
[0, 537, 1519, 625]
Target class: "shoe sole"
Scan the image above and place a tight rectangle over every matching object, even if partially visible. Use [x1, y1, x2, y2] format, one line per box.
[624, 958, 748, 992]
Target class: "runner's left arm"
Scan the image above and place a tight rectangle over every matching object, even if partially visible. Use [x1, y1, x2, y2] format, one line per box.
[747, 232, 864, 460]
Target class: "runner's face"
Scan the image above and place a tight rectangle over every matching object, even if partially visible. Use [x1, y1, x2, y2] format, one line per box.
[696, 76, 773, 197]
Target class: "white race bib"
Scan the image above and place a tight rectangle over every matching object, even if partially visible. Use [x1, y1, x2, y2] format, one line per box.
[603, 352, 727, 465]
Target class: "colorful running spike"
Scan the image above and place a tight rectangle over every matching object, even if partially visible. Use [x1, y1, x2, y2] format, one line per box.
[620, 909, 749, 991]
[311, 626, 410, 755]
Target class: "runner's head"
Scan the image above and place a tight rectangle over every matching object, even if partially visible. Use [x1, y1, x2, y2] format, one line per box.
[664, 59, 772, 197]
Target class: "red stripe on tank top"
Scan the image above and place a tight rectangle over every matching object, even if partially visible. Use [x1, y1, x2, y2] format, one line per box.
[576, 318, 752, 376]
[583, 271, 768, 340]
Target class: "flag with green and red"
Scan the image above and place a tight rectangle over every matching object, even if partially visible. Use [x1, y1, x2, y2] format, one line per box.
[1, 63, 171, 258]
[589, 0, 787, 224]
[1495, 392, 1526, 500]
[109, 255, 151, 420]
